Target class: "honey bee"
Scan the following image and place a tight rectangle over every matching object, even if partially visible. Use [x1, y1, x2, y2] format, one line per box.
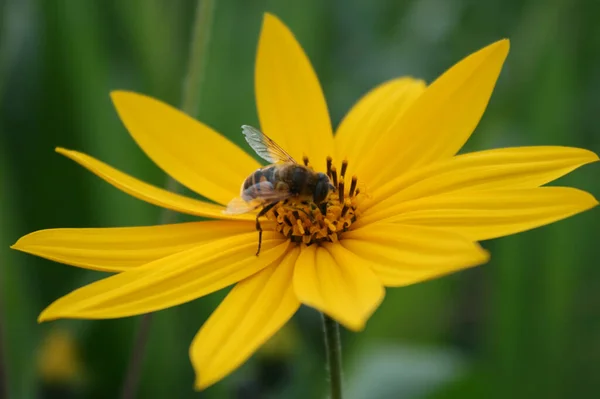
[224, 125, 335, 255]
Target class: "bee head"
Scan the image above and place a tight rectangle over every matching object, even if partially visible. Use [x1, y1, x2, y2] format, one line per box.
[313, 173, 333, 204]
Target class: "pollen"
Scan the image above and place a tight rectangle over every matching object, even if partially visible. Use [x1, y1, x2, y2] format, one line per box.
[266, 158, 366, 245]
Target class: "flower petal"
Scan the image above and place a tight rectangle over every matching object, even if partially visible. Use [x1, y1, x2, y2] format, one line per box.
[365, 146, 599, 213]
[56, 148, 254, 221]
[111, 91, 260, 205]
[190, 247, 300, 390]
[334, 78, 426, 180]
[293, 244, 384, 331]
[38, 233, 290, 321]
[362, 40, 509, 188]
[255, 13, 333, 165]
[363, 188, 597, 241]
[11, 221, 253, 273]
[341, 224, 489, 287]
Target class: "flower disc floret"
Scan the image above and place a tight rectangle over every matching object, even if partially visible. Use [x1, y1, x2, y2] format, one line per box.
[269, 157, 365, 245]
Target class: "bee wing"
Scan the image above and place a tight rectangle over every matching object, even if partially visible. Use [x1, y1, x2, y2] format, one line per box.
[241, 125, 296, 164]
[222, 181, 293, 215]
[244, 180, 294, 202]
[222, 197, 263, 215]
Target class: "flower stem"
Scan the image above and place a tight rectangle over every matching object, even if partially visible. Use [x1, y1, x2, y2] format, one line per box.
[120, 313, 153, 399]
[119, 1, 216, 398]
[180, 0, 216, 117]
[322, 313, 343, 399]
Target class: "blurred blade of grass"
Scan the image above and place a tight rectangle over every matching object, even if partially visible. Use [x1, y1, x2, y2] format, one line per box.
[527, 21, 576, 399]
[40, 0, 159, 227]
[570, 0, 600, 395]
[36, 0, 179, 397]
[2, 1, 84, 398]
[526, 4, 598, 398]
[485, 237, 527, 399]
[0, 0, 15, 98]
[485, 1, 596, 398]
[1, 145, 40, 399]
[111, 0, 185, 103]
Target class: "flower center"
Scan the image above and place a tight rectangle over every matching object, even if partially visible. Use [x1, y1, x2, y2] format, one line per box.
[266, 156, 365, 245]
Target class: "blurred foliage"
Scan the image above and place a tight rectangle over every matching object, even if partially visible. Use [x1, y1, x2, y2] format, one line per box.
[1, 0, 599, 398]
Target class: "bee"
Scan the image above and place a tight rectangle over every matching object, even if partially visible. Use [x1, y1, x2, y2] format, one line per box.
[224, 125, 335, 255]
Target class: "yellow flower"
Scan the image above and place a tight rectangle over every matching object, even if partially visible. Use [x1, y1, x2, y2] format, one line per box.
[12, 13, 598, 390]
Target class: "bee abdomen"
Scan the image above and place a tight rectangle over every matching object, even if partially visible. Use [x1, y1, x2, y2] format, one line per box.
[242, 166, 277, 200]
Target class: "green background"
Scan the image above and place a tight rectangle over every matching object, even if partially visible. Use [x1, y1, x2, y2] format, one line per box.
[1, 0, 599, 398]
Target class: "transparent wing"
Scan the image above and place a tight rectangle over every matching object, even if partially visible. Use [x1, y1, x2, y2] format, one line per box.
[241, 125, 296, 164]
[222, 197, 263, 215]
[243, 180, 293, 202]
[222, 180, 292, 215]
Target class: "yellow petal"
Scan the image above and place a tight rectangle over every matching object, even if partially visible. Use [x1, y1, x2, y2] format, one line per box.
[255, 13, 333, 165]
[56, 148, 254, 221]
[362, 40, 509, 188]
[365, 187, 597, 241]
[11, 221, 253, 273]
[341, 224, 489, 287]
[190, 248, 300, 390]
[365, 146, 599, 214]
[334, 77, 426, 180]
[293, 244, 384, 331]
[38, 233, 290, 321]
[111, 91, 260, 205]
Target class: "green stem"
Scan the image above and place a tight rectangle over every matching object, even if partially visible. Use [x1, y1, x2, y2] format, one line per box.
[322, 313, 343, 399]
[180, 0, 216, 117]
[120, 313, 153, 399]
[119, 1, 216, 398]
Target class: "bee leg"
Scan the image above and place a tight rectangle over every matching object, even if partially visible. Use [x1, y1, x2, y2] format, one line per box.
[286, 205, 315, 222]
[255, 202, 278, 256]
[319, 202, 327, 217]
[297, 207, 315, 222]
